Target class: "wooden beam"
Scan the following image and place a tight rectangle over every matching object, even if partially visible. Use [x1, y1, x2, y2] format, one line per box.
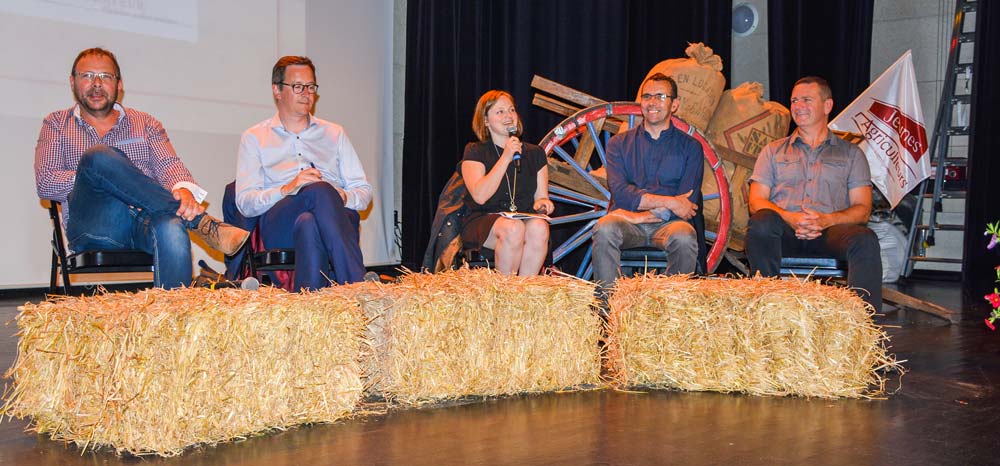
[882, 286, 959, 324]
[715, 146, 758, 171]
[531, 75, 605, 108]
[532, 93, 580, 119]
[573, 117, 605, 168]
[547, 159, 606, 199]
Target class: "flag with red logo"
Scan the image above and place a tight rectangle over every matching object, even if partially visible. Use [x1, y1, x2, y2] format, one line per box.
[829, 50, 931, 208]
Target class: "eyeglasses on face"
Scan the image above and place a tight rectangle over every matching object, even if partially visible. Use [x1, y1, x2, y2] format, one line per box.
[74, 71, 118, 83]
[640, 93, 676, 102]
[279, 82, 319, 94]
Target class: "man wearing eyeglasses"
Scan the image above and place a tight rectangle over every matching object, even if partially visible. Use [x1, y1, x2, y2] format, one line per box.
[592, 73, 703, 295]
[34, 47, 250, 289]
[746, 76, 881, 311]
[234, 56, 372, 290]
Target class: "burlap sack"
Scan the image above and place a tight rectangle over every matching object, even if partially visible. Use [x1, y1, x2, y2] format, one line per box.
[640, 43, 726, 132]
[701, 82, 791, 251]
[700, 148, 754, 251]
[706, 82, 791, 157]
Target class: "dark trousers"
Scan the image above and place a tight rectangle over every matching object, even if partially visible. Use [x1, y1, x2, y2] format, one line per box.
[745, 209, 882, 311]
[222, 182, 259, 281]
[260, 183, 364, 290]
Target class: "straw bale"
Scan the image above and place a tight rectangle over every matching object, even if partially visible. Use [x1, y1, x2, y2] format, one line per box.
[310, 281, 394, 394]
[1, 286, 366, 456]
[606, 275, 899, 398]
[369, 268, 602, 405]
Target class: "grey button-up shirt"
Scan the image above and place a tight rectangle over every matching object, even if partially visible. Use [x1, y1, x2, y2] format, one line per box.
[750, 130, 871, 213]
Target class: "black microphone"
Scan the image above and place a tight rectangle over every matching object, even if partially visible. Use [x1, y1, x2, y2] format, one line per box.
[507, 126, 521, 173]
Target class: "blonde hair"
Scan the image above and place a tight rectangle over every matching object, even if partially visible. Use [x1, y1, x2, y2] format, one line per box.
[471, 90, 522, 142]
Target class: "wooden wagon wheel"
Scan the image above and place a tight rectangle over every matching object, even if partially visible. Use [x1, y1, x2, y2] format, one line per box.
[538, 101, 731, 278]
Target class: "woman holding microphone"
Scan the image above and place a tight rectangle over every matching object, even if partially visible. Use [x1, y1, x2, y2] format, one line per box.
[460, 90, 554, 276]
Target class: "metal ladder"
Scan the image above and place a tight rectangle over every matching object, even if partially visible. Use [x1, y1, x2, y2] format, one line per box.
[903, 0, 976, 276]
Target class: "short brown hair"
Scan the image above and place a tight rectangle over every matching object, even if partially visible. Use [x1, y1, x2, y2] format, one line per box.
[71, 47, 121, 80]
[471, 90, 521, 142]
[642, 72, 678, 97]
[793, 76, 832, 100]
[272, 56, 316, 86]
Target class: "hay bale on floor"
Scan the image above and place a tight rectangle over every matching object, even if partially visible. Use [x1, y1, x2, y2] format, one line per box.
[606, 275, 899, 398]
[1, 287, 366, 456]
[311, 281, 394, 394]
[370, 268, 602, 405]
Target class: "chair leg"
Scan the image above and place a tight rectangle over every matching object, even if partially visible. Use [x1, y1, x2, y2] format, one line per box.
[49, 249, 58, 294]
[61, 269, 72, 295]
[59, 252, 72, 296]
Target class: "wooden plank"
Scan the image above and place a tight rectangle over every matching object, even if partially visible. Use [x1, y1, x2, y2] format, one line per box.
[532, 93, 580, 119]
[882, 286, 959, 324]
[532, 75, 606, 108]
[574, 117, 605, 168]
[715, 146, 758, 170]
[547, 159, 606, 199]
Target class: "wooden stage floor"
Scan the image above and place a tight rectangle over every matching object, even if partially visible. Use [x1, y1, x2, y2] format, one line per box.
[0, 279, 996, 466]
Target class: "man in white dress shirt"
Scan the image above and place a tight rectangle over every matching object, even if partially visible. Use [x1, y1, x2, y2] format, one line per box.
[235, 56, 373, 290]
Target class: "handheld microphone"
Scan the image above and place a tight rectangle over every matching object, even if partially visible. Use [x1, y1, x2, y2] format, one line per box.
[507, 126, 521, 173]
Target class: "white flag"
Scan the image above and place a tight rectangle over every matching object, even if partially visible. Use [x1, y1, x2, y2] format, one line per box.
[829, 50, 931, 208]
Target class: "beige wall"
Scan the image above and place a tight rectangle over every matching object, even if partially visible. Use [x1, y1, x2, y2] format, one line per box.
[1, 0, 399, 288]
[730, 0, 770, 98]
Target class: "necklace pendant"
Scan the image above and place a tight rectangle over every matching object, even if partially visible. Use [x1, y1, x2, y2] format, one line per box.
[509, 203, 517, 212]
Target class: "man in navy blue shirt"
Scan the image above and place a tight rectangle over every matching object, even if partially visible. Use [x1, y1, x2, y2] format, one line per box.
[592, 73, 703, 291]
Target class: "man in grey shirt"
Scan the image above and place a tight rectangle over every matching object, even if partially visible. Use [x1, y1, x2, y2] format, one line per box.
[746, 76, 882, 311]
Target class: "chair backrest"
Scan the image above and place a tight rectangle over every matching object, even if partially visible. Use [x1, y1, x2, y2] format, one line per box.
[47, 201, 154, 294]
[222, 182, 295, 288]
[779, 255, 847, 279]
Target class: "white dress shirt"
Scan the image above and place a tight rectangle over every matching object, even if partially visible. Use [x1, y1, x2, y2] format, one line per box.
[235, 114, 373, 217]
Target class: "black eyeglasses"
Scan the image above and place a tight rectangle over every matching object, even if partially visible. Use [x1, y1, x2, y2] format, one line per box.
[278, 82, 319, 94]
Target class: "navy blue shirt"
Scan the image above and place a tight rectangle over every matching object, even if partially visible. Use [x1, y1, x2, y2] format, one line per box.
[605, 124, 704, 211]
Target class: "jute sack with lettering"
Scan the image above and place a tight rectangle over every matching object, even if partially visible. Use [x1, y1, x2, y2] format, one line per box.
[639, 43, 726, 133]
[706, 82, 791, 157]
[701, 82, 791, 251]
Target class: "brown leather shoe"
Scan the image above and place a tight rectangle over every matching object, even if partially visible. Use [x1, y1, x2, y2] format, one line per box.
[192, 215, 250, 256]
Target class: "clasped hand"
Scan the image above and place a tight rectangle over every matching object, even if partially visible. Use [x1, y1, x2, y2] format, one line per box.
[791, 207, 828, 240]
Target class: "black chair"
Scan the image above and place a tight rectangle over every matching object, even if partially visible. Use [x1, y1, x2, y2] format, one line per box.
[779, 255, 847, 279]
[455, 246, 558, 271]
[47, 201, 154, 294]
[454, 246, 494, 269]
[222, 182, 295, 287]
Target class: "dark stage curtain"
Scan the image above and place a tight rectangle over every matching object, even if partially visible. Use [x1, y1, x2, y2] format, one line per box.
[963, 1, 1000, 298]
[400, 0, 732, 267]
[767, 0, 873, 116]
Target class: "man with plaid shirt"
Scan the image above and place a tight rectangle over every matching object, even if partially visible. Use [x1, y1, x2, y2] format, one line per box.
[35, 47, 249, 289]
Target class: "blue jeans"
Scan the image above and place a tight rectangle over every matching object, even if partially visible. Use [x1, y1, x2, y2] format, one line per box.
[66, 145, 198, 289]
[260, 182, 364, 290]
